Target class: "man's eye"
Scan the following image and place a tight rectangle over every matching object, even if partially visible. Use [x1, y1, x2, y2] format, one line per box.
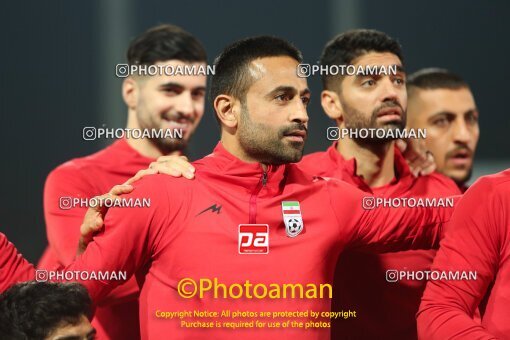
[393, 77, 405, 85]
[434, 117, 449, 127]
[192, 91, 205, 100]
[466, 114, 479, 124]
[162, 88, 179, 95]
[301, 96, 310, 105]
[362, 79, 375, 87]
[275, 94, 291, 101]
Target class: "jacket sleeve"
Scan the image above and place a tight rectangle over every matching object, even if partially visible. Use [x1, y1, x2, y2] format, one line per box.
[416, 177, 501, 339]
[58, 175, 168, 303]
[327, 179, 458, 252]
[43, 165, 142, 306]
[0, 232, 35, 292]
[43, 164, 97, 266]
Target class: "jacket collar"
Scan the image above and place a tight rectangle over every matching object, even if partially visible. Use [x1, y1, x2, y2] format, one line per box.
[194, 142, 288, 196]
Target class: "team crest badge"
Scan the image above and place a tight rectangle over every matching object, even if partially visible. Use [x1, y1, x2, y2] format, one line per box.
[281, 201, 304, 237]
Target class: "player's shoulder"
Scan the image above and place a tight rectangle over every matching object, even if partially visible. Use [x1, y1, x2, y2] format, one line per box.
[287, 163, 357, 194]
[299, 151, 331, 175]
[413, 171, 462, 195]
[302, 150, 329, 163]
[130, 173, 197, 200]
[47, 141, 128, 182]
[45, 159, 101, 193]
[467, 168, 510, 197]
[131, 172, 192, 188]
[50, 157, 86, 175]
[286, 163, 321, 183]
[455, 170, 510, 229]
[48, 146, 109, 176]
[55, 139, 133, 170]
[46, 157, 92, 188]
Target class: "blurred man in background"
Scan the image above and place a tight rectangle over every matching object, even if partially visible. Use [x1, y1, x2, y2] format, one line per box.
[38, 24, 207, 339]
[0, 281, 95, 340]
[407, 68, 480, 192]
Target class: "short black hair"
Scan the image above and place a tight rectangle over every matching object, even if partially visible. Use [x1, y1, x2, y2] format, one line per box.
[0, 282, 92, 340]
[209, 36, 303, 105]
[320, 29, 404, 90]
[407, 68, 469, 96]
[127, 24, 206, 66]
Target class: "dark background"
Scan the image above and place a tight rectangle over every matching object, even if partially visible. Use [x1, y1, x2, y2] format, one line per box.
[1, 0, 508, 262]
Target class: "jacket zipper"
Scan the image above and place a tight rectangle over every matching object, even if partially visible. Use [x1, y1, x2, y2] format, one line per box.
[249, 169, 268, 224]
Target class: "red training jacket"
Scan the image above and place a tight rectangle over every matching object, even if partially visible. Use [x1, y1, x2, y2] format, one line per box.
[39, 138, 154, 340]
[417, 168, 510, 339]
[0, 233, 34, 292]
[56, 142, 455, 340]
[301, 142, 461, 339]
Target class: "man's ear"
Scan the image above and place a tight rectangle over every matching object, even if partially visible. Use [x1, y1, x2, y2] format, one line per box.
[214, 94, 239, 128]
[321, 90, 343, 121]
[122, 77, 139, 109]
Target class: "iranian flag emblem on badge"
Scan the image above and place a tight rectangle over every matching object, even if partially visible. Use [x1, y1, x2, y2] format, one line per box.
[282, 201, 304, 237]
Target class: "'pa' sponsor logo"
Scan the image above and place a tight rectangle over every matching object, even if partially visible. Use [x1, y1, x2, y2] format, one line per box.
[238, 224, 269, 254]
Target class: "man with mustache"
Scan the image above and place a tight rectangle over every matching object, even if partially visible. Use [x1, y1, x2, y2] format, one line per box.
[38, 24, 207, 339]
[7, 35, 456, 340]
[407, 68, 480, 192]
[302, 30, 462, 339]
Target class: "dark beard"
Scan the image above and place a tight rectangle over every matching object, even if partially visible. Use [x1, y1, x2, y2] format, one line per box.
[238, 104, 306, 165]
[342, 99, 406, 145]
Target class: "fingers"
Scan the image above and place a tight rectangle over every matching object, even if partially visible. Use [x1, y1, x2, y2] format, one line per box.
[125, 156, 196, 184]
[88, 194, 113, 210]
[79, 209, 103, 253]
[408, 163, 421, 178]
[152, 162, 193, 178]
[408, 155, 426, 177]
[109, 184, 134, 195]
[78, 183, 135, 255]
[77, 214, 104, 256]
[396, 139, 407, 153]
[156, 155, 189, 162]
[88, 184, 129, 214]
[80, 215, 103, 236]
[403, 149, 422, 177]
[152, 155, 195, 179]
[400, 138, 431, 177]
[156, 155, 194, 173]
[419, 152, 437, 176]
[124, 169, 158, 185]
[407, 150, 436, 177]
